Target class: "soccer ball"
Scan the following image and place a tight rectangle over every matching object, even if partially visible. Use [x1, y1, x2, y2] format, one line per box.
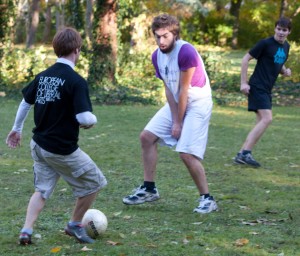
[82, 209, 108, 238]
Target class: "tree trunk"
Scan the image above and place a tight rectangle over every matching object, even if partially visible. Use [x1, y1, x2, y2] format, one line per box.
[43, 3, 52, 43]
[26, 0, 39, 49]
[55, 0, 65, 32]
[280, 0, 288, 17]
[85, 0, 93, 49]
[230, 0, 242, 49]
[90, 0, 117, 86]
[95, 0, 117, 63]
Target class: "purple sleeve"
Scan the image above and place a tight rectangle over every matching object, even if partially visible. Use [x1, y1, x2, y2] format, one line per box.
[152, 49, 162, 80]
[178, 44, 206, 87]
[178, 44, 200, 71]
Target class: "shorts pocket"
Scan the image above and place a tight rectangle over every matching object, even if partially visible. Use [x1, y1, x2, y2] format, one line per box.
[30, 140, 39, 161]
[72, 163, 95, 178]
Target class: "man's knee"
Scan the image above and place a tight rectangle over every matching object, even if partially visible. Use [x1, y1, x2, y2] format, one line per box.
[179, 152, 194, 163]
[262, 115, 272, 126]
[140, 130, 157, 146]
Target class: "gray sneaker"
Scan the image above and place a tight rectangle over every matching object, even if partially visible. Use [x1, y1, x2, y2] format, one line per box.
[123, 185, 160, 205]
[65, 223, 95, 244]
[234, 152, 261, 167]
[193, 195, 218, 214]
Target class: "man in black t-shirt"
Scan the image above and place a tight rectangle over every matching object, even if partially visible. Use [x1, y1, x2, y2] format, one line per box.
[6, 27, 107, 245]
[234, 17, 292, 167]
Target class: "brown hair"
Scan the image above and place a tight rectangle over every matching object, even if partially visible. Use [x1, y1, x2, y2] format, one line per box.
[151, 14, 180, 39]
[52, 27, 82, 57]
[275, 17, 292, 31]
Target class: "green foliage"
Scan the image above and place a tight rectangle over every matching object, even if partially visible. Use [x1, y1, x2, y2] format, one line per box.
[115, 49, 164, 105]
[0, 46, 51, 93]
[65, 0, 85, 32]
[0, 0, 15, 59]
[0, 100, 300, 255]
[0, 45, 89, 97]
[285, 42, 300, 83]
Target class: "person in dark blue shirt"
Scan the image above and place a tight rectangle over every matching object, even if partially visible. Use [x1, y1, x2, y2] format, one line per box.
[234, 17, 292, 167]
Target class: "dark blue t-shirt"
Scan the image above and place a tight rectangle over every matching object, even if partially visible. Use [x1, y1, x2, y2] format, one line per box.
[22, 62, 93, 155]
[249, 36, 290, 93]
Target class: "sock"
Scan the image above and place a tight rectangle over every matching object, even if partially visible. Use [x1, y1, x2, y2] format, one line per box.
[143, 181, 155, 191]
[242, 150, 251, 155]
[200, 193, 210, 199]
[21, 228, 33, 235]
[68, 221, 81, 227]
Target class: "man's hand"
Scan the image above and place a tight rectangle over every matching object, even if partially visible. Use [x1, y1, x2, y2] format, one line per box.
[6, 131, 22, 148]
[171, 123, 182, 139]
[240, 83, 250, 95]
[282, 68, 292, 77]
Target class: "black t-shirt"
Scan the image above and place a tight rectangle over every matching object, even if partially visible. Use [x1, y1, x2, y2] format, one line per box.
[22, 62, 93, 155]
[249, 36, 290, 93]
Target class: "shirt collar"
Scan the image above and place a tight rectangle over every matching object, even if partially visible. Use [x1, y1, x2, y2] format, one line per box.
[56, 58, 75, 69]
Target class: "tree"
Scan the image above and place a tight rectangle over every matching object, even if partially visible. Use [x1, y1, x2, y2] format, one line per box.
[26, 0, 40, 48]
[229, 0, 242, 49]
[42, 0, 53, 43]
[85, 0, 93, 49]
[280, 0, 288, 17]
[0, 0, 15, 58]
[89, 0, 117, 87]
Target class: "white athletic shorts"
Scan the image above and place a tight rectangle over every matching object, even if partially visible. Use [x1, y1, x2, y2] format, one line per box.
[145, 97, 213, 160]
[30, 139, 107, 199]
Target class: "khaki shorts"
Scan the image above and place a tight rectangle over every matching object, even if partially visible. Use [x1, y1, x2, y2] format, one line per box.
[30, 139, 107, 199]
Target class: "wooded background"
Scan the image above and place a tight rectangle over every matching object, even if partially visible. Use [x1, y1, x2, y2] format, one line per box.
[1, 0, 299, 105]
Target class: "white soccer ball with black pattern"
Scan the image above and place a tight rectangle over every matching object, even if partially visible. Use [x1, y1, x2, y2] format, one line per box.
[82, 209, 108, 238]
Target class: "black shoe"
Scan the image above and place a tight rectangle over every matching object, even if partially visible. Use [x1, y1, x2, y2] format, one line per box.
[65, 223, 95, 244]
[19, 232, 32, 245]
[234, 152, 245, 165]
[234, 152, 260, 167]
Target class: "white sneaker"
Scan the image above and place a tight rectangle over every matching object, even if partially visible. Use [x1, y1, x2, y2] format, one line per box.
[193, 195, 218, 214]
[123, 185, 160, 205]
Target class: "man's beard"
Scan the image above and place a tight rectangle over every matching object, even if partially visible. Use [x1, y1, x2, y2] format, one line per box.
[160, 38, 176, 53]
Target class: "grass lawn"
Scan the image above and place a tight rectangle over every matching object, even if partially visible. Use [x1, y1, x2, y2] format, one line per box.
[0, 99, 299, 256]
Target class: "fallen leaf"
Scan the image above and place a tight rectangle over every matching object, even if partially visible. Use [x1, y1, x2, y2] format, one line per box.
[234, 238, 249, 247]
[34, 233, 42, 239]
[107, 240, 122, 246]
[81, 246, 92, 251]
[146, 243, 157, 248]
[183, 238, 189, 244]
[113, 211, 122, 217]
[239, 205, 250, 210]
[192, 222, 203, 225]
[18, 168, 28, 172]
[119, 233, 126, 238]
[242, 221, 257, 226]
[50, 247, 61, 253]
[289, 164, 299, 168]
